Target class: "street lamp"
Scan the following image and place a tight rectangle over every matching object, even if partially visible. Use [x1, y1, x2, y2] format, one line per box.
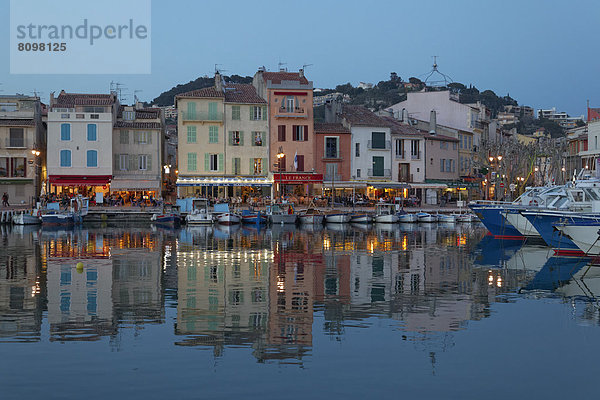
[276, 147, 285, 201]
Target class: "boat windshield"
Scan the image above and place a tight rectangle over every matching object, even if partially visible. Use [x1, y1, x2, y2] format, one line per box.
[583, 188, 600, 201]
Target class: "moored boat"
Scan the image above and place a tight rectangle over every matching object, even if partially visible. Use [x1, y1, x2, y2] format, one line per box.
[151, 203, 181, 226]
[349, 213, 372, 224]
[241, 209, 267, 224]
[417, 212, 438, 223]
[324, 212, 351, 224]
[13, 209, 42, 225]
[555, 220, 600, 255]
[266, 203, 297, 224]
[298, 208, 324, 225]
[216, 212, 241, 225]
[437, 214, 456, 223]
[398, 213, 418, 223]
[185, 198, 213, 225]
[373, 203, 399, 223]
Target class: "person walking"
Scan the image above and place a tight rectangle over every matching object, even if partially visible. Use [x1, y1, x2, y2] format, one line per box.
[2, 192, 9, 207]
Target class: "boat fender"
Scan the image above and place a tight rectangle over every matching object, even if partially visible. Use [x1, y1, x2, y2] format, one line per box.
[529, 199, 538, 206]
[37, 210, 42, 217]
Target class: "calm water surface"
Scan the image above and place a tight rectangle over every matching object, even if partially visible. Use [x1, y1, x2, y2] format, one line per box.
[1, 222, 599, 399]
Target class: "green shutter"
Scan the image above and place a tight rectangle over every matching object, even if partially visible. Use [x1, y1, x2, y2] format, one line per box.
[251, 132, 255, 146]
[204, 153, 209, 171]
[249, 158, 255, 175]
[262, 158, 268, 175]
[262, 106, 267, 120]
[187, 102, 196, 119]
[208, 102, 217, 120]
[228, 131, 233, 145]
[249, 106, 254, 120]
[239, 131, 244, 146]
[218, 153, 224, 172]
[147, 155, 152, 170]
[113, 154, 119, 170]
[147, 132, 152, 144]
[129, 155, 136, 170]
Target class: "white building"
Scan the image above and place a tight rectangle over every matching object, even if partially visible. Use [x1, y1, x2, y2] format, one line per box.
[47, 91, 118, 194]
[382, 114, 426, 184]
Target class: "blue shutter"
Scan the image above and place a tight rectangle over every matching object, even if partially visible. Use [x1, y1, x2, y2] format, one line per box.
[87, 150, 97, 167]
[87, 124, 97, 141]
[61, 124, 70, 140]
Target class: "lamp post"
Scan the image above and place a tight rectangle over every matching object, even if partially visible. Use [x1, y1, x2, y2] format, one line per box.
[488, 154, 503, 201]
[31, 149, 41, 205]
[276, 147, 285, 202]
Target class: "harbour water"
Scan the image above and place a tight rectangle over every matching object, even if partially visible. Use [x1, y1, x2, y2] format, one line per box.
[1, 223, 599, 399]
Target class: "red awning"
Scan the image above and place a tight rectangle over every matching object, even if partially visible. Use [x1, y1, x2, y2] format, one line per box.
[273, 173, 323, 184]
[49, 175, 112, 186]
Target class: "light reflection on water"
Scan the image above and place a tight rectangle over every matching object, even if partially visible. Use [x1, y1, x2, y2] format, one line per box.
[1, 222, 600, 395]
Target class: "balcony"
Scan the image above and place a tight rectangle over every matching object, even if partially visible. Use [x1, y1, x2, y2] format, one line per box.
[4, 137, 27, 148]
[368, 168, 391, 178]
[180, 110, 223, 122]
[324, 173, 342, 182]
[368, 140, 391, 150]
[275, 107, 307, 118]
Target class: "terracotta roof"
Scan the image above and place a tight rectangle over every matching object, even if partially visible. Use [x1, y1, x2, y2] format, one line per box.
[381, 116, 425, 136]
[114, 121, 162, 129]
[314, 122, 350, 134]
[135, 108, 161, 119]
[176, 87, 224, 98]
[261, 71, 309, 85]
[0, 118, 35, 126]
[54, 92, 115, 107]
[340, 105, 392, 128]
[224, 84, 266, 104]
[425, 134, 459, 142]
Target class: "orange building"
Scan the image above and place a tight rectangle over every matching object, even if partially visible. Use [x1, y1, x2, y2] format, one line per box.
[253, 69, 322, 197]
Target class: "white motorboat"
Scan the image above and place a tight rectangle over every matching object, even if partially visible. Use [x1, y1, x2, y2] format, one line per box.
[417, 212, 438, 223]
[502, 208, 539, 237]
[13, 209, 42, 225]
[298, 208, 324, 225]
[349, 213, 372, 223]
[437, 214, 456, 223]
[324, 212, 351, 223]
[185, 198, 213, 225]
[266, 203, 297, 224]
[373, 203, 399, 223]
[398, 213, 418, 223]
[555, 222, 600, 255]
[455, 213, 476, 223]
[216, 212, 241, 225]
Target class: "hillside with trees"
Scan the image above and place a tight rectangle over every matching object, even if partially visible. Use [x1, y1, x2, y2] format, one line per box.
[152, 75, 253, 106]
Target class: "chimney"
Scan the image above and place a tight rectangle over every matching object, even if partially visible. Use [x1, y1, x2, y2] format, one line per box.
[429, 110, 437, 134]
[299, 68, 304, 78]
[215, 71, 223, 92]
[402, 108, 409, 124]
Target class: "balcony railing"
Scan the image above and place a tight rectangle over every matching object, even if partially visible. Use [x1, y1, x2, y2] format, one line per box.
[411, 151, 421, 160]
[180, 111, 223, 122]
[368, 140, 391, 150]
[324, 173, 342, 182]
[279, 106, 305, 114]
[368, 168, 391, 178]
[4, 137, 27, 148]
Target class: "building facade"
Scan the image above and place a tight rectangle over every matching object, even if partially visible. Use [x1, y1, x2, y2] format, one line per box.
[111, 105, 165, 199]
[314, 122, 352, 190]
[47, 91, 118, 195]
[0, 95, 45, 204]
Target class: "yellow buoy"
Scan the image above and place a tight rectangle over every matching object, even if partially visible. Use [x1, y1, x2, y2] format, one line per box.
[76, 262, 84, 273]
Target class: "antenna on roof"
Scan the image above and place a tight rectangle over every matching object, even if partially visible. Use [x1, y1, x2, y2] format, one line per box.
[134, 90, 143, 103]
[31, 89, 44, 98]
[278, 60, 287, 72]
[302, 63, 313, 70]
[110, 81, 128, 104]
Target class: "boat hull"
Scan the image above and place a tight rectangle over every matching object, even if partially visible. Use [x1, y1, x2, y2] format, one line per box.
[151, 214, 181, 226]
[324, 213, 351, 223]
[186, 214, 213, 225]
[503, 209, 539, 237]
[41, 213, 75, 226]
[13, 213, 41, 225]
[299, 215, 324, 225]
[556, 222, 600, 255]
[270, 214, 297, 224]
[469, 204, 522, 238]
[350, 214, 372, 224]
[374, 214, 399, 223]
[216, 213, 241, 225]
[398, 214, 417, 223]
[522, 211, 591, 254]
[437, 215, 456, 223]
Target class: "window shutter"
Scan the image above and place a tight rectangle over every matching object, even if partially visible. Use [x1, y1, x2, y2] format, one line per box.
[204, 153, 209, 171]
[129, 155, 136, 171]
[133, 131, 139, 144]
[148, 132, 152, 144]
[262, 106, 267, 120]
[262, 158, 268, 175]
[218, 153, 224, 172]
[249, 106, 254, 120]
[113, 154, 119, 170]
[240, 131, 244, 146]
[147, 155, 152, 171]
[249, 158, 254, 175]
[304, 125, 308, 141]
[228, 131, 233, 145]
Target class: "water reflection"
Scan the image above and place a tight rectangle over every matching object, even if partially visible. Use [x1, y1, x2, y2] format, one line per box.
[0, 223, 598, 361]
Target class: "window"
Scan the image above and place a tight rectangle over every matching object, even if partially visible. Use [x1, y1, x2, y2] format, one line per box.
[187, 126, 197, 143]
[253, 158, 263, 175]
[446, 159, 452, 172]
[411, 140, 420, 157]
[293, 125, 308, 141]
[295, 155, 304, 171]
[119, 154, 128, 170]
[440, 158, 445, 172]
[60, 150, 71, 167]
[355, 143, 360, 157]
[371, 132, 386, 149]
[251, 106, 262, 120]
[120, 130, 129, 144]
[286, 97, 295, 112]
[232, 105, 240, 120]
[123, 110, 135, 120]
[453, 142, 457, 150]
[84, 106, 105, 113]
[76, 114, 84, 119]
[61, 113, 70, 119]
[277, 125, 286, 141]
[135, 131, 149, 144]
[230, 131, 242, 146]
[208, 102, 218, 120]
[468, 136, 472, 149]
[87, 124, 97, 141]
[139, 154, 148, 170]
[253, 131, 263, 146]
[0, 103, 17, 112]
[325, 137, 339, 158]
[87, 150, 98, 167]
[9, 128, 24, 147]
[232, 157, 241, 174]
[60, 123, 70, 140]
[209, 154, 218, 171]
[209, 126, 219, 143]
[459, 134, 463, 149]
[11, 158, 26, 177]
[90, 114, 99, 119]
[357, 169, 361, 178]
[187, 153, 197, 172]
[0, 157, 7, 177]
[395, 139, 404, 157]
[278, 155, 286, 172]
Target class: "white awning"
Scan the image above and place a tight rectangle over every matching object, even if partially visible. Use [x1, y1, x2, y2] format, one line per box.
[111, 179, 161, 191]
[177, 177, 273, 187]
[409, 183, 448, 189]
